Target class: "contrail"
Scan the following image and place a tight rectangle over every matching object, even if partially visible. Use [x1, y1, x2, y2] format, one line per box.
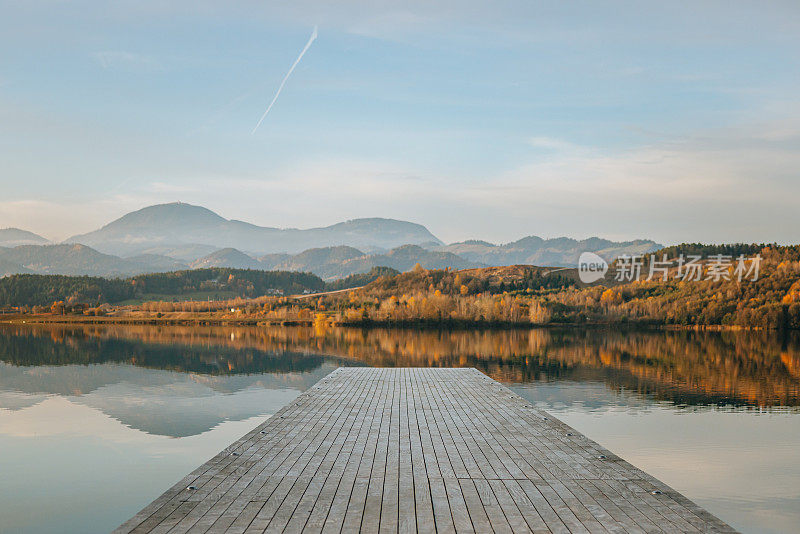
[251, 26, 318, 135]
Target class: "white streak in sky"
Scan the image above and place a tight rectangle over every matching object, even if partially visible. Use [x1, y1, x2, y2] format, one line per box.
[251, 26, 318, 135]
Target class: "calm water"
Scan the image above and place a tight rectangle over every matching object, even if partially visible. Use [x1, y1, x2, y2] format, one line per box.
[0, 324, 799, 533]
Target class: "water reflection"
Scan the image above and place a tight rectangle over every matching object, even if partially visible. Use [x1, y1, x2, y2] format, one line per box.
[1, 324, 799, 533]
[2, 324, 798, 409]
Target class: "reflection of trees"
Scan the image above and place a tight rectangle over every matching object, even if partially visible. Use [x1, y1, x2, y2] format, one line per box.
[303, 327, 800, 407]
[0, 324, 348, 375]
[1, 324, 798, 408]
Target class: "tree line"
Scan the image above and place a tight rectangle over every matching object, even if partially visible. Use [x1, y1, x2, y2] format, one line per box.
[0, 267, 392, 308]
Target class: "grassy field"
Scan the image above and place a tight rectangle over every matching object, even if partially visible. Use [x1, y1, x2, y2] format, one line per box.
[114, 290, 239, 306]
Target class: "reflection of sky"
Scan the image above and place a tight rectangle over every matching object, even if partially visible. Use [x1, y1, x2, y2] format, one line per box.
[0, 400, 281, 534]
[511, 383, 800, 534]
[0, 362, 339, 533]
[511, 380, 656, 412]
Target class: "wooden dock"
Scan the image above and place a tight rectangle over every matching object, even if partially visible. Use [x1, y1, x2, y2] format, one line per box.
[116, 368, 736, 533]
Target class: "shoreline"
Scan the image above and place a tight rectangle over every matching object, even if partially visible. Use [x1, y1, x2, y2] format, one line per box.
[0, 313, 768, 332]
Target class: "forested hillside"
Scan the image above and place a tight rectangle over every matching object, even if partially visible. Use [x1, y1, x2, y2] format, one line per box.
[326, 245, 800, 329]
[0, 266, 402, 308]
[0, 269, 326, 307]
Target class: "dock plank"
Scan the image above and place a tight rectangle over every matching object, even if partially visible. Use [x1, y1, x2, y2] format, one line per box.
[116, 368, 736, 533]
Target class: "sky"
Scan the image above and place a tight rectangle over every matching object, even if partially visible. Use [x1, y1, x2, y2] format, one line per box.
[1, 0, 799, 245]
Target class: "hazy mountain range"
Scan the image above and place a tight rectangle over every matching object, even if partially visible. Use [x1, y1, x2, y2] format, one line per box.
[65, 203, 442, 257]
[435, 237, 659, 267]
[0, 228, 49, 248]
[0, 202, 662, 279]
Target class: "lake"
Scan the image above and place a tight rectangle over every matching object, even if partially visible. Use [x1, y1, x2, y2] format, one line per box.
[0, 324, 798, 533]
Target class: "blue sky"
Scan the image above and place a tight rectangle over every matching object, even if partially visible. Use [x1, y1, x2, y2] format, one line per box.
[1, 1, 799, 245]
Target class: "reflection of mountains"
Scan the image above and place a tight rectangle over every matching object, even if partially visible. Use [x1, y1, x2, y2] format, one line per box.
[2, 324, 799, 407]
[0, 362, 329, 436]
[0, 325, 350, 436]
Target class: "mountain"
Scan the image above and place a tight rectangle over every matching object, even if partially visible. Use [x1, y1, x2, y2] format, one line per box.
[434, 236, 662, 267]
[66, 203, 443, 256]
[123, 254, 189, 273]
[330, 245, 483, 279]
[190, 248, 263, 270]
[271, 246, 366, 278]
[0, 236, 653, 279]
[0, 244, 188, 277]
[187, 244, 483, 280]
[258, 253, 292, 269]
[129, 244, 220, 263]
[283, 244, 484, 279]
[0, 228, 49, 247]
[3, 203, 664, 278]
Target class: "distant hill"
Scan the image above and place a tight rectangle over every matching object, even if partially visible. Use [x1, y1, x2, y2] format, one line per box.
[258, 253, 292, 269]
[190, 248, 263, 270]
[0, 228, 49, 247]
[130, 244, 220, 262]
[185, 244, 483, 280]
[271, 246, 366, 279]
[0, 255, 32, 278]
[289, 244, 483, 279]
[66, 202, 443, 256]
[335, 245, 483, 278]
[123, 254, 189, 273]
[434, 236, 661, 267]
[0, 244, 188, 277]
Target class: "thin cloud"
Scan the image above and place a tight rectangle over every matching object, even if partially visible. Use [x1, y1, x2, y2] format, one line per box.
[92, 51, 162, 71]
[251, 26, 318, 134]
[528, 137, 584, 152]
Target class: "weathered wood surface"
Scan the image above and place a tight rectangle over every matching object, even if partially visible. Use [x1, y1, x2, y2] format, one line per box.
[116, 368, 736, 533]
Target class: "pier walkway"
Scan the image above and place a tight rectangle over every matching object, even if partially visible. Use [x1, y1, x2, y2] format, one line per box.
[116, 367, 735, 533]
